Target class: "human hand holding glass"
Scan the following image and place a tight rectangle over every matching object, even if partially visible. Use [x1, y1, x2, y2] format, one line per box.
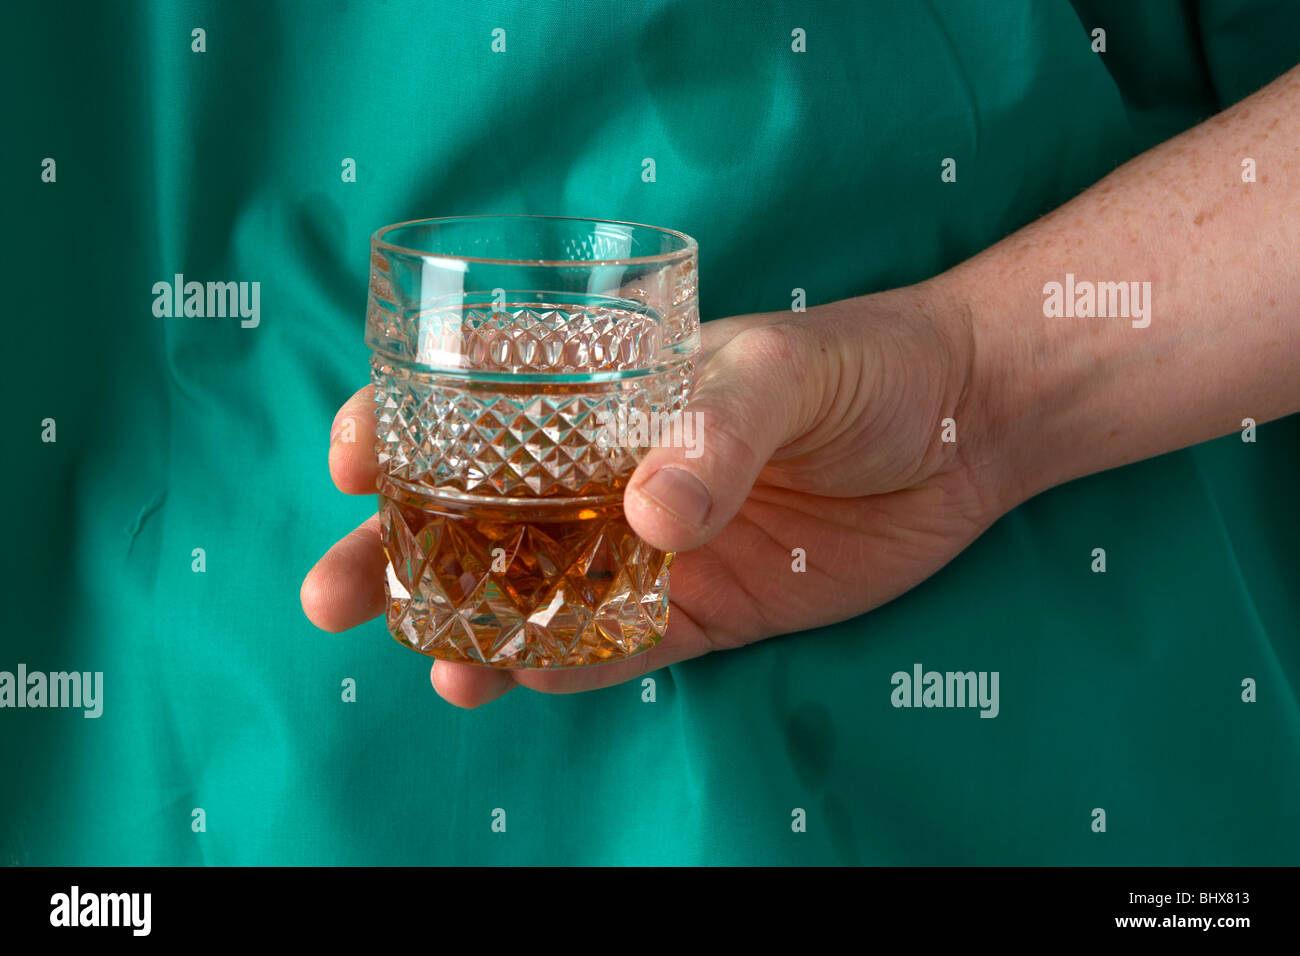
[303, 65, 1300, 707]
[304, 274, 994, 706]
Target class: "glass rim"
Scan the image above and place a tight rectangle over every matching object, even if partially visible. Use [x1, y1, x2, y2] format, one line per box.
[370, 214, 698, 267]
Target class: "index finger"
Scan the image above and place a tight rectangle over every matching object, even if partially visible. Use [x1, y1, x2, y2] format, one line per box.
[328, 384, 380, 495]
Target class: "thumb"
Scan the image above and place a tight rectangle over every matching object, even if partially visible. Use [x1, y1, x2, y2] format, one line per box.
[624, 323, 811, 552]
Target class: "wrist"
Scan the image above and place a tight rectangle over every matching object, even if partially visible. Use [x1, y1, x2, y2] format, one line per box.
[916, 264, 1045, 519]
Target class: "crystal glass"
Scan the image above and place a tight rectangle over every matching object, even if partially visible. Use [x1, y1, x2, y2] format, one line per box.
[366, 215, 700, 668]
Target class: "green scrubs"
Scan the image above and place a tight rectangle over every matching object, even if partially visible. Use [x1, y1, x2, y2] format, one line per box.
[3, 0, 1297, 864]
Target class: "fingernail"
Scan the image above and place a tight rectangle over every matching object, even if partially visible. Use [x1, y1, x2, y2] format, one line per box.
[639, 467, 712, 526]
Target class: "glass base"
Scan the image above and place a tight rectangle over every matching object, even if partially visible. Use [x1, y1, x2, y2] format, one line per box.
[379, 483, 672, 669]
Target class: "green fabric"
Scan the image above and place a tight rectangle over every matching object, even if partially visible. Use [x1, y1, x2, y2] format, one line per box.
[3, 0, 1297, 865]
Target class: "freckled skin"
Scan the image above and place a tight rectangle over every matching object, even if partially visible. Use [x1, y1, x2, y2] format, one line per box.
[947, 63, 1300, 509]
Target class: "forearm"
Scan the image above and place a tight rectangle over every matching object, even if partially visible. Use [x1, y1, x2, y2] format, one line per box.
[936, 63, 1300, 512]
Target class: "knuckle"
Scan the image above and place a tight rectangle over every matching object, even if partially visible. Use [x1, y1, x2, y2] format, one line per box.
[731, 322, 808, 366]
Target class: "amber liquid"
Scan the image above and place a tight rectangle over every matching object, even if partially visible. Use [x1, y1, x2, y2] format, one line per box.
[379, 473, 671, 668]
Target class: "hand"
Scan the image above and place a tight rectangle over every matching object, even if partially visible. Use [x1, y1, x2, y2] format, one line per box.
[301, 280, 1006, 707]
[308, 63, 1300, 708]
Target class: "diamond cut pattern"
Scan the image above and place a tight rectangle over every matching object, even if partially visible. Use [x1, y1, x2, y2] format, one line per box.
[383, 498, 670, 668]
[372, 356, 691, 497]
[370, 303, 671, 375]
